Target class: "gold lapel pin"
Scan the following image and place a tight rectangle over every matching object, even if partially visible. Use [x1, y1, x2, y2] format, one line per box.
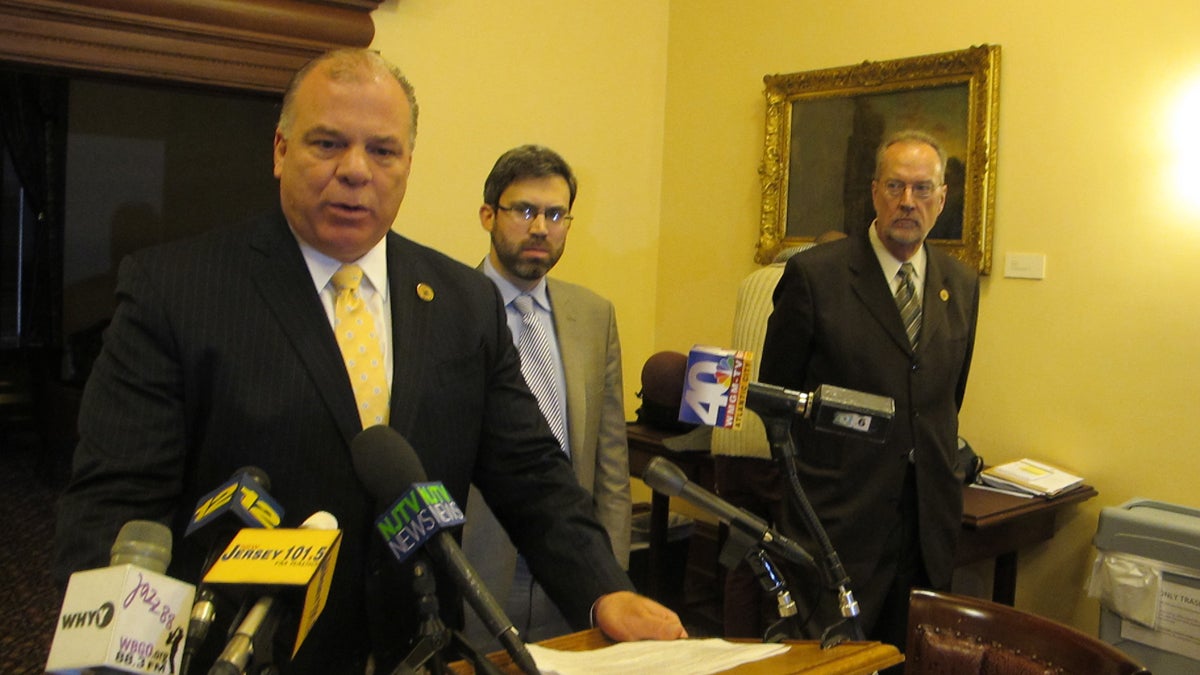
[416, 283, 434, 302]
[939, 289, 950, 302]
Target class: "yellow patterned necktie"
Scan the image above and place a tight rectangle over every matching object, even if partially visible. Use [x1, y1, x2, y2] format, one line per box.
[332, 264, 389, 427]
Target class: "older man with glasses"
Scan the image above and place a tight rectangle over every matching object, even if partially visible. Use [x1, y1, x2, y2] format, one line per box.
[760, 130, 980, 664]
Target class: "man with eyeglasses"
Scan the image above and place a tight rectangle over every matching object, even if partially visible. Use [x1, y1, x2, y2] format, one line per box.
[760, 130, 979, 659]
[461, 144, 633, 649]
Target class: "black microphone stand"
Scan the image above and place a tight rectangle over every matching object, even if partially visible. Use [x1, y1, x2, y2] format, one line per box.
[207, 596, 282, 675]
[180, 587, 215, 675]
[718, 527, 802, 643]
[746, 549, 801, 644]
[447, 631, 506, 675]
[756, 412, 866, 647]
[392, 560, 504, 675]
[393, 560, 451, 675]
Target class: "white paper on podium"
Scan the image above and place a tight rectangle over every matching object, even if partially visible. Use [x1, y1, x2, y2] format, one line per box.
[526, 638, 788, 675]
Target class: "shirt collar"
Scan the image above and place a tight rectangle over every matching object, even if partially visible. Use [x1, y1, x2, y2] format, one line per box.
[481, 256, 550, 311]
[294, 232, 390, 301]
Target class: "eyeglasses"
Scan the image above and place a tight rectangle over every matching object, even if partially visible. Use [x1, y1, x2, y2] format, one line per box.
[880, 180, 941, 200]
[496, 203, 574, 228]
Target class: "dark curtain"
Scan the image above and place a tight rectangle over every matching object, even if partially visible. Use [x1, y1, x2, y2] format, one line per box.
[0, 70, 68, 350]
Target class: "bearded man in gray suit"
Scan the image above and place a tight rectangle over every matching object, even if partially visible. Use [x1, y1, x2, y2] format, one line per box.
[462, 145, 632, 648]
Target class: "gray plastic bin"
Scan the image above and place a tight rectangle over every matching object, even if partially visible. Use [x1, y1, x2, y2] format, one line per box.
[1091, 498, 1200, 675]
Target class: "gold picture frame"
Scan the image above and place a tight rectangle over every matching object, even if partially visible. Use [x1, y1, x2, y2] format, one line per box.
[756, 45, 1000, 273]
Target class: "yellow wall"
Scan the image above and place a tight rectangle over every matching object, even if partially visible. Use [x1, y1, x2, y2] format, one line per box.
[371, 0, 1200, 635]
[369, 0, 669, 409]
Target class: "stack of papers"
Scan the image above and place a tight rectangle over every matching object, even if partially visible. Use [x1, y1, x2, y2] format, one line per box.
[979, 458, 1083, 497]
[527, 639, 789, 675]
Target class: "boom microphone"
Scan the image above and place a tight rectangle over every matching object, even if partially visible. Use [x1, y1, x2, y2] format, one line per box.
[641, 456, 815, 569]
[47, 521, 195, 675]
[746, 382, 894, 442]
[350, 425, 540, 675]
[677, 345, 894, 442]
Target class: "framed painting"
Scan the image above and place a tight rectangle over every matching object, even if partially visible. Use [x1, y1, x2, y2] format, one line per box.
[756, 45, 1000, 273]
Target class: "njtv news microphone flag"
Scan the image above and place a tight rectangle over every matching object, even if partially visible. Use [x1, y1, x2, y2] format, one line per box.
[678, 345, 753, 430]
[202, 528, 342, 657]
[373, 481, 466, 563]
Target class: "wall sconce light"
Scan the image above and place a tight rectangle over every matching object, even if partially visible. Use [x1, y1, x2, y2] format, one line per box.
[1171, 75, 1200, 211]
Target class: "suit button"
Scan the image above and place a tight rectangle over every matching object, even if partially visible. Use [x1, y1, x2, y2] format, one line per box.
[911, 361, 919, 372]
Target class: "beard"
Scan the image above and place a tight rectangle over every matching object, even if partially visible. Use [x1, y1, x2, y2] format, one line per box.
[492, 231, 563, 281]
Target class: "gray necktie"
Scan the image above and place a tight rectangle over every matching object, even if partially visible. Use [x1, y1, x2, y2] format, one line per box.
[895, 262, 922, 348]
[513, 294, 568, 455]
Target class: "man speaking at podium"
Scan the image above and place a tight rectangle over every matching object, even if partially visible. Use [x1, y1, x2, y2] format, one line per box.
[53, 48, 683, 674]
[761, 130, 979, 655]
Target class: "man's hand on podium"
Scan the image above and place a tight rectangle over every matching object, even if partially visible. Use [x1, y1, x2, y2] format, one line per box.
[594, 591, 689, 642]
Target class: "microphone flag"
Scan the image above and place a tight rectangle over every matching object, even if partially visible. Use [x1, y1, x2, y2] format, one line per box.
[185, 469, 284, 536]
[372, 481, 465, 563]
[201, 528, 342, 658]
[678, 345, 753, 430]
[47, 566, 196, 674]
[47, 522, 195, 675]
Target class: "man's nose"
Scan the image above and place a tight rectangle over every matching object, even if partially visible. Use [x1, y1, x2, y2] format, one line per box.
[337, 147, 371, 184]
[527, 213, 550, 235]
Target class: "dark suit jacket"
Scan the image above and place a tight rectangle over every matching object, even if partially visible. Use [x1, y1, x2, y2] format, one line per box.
[53, 213, 632, 673]
[759, 231, 978, 633]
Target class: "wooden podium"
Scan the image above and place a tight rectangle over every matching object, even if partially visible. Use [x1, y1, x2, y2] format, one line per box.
[447, 629, 902, 674]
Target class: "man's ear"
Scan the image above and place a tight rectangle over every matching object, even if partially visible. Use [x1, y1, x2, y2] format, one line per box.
[479, 204, 496, 233]
[272, 131, 287, 179]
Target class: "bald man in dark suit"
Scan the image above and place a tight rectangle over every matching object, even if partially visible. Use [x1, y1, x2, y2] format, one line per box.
[53, 49, 682, 675]
[760, 131, 979, 655]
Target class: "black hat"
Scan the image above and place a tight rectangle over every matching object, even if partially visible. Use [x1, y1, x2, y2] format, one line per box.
[635, 351, 696, 432]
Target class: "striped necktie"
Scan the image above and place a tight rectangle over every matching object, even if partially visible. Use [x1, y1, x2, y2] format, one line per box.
[332, 264, 389, 428]
[512, 294, 568, 456]
[895, 262, 922, 348]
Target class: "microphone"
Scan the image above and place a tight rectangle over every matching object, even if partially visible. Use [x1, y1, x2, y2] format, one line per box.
[675, 346, 870, 644]
[677, 345, 894, 442]
[745, 382, 894, 443]
[641, 456, 815, 569]
[181, 467, 282, 674]
[185, 466, 284, 537]
[47, 521, 195, 675]
[109, 520, 173, 571]
[206, 511, 341, 675]
[350, 425, 540, 675]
